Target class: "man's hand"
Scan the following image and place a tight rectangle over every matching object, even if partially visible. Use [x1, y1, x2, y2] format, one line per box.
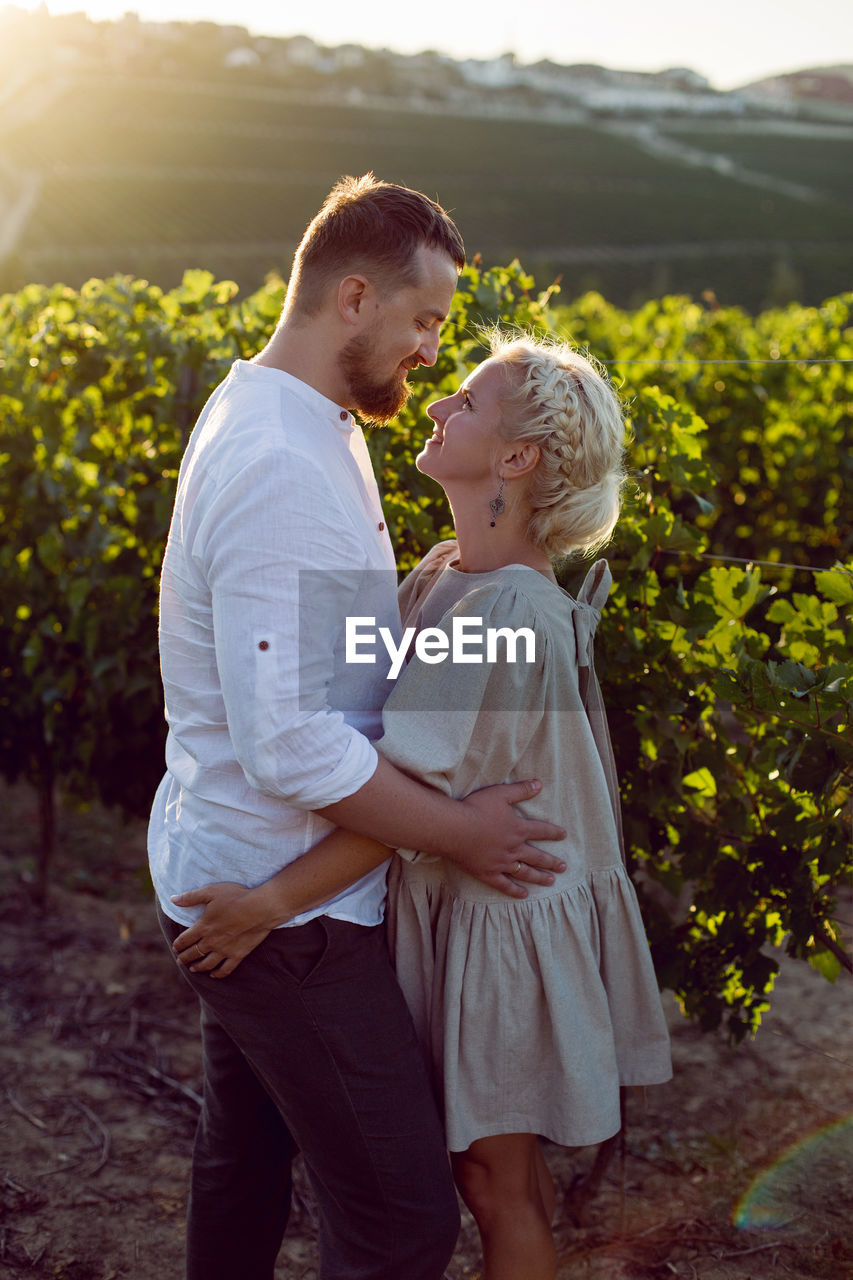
[456, 778, 566, 898]
[170, 882, 276, 978]
[318, 760, 565, 900]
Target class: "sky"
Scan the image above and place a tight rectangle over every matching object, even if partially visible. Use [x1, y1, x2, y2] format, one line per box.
[13, 0, 853, 90]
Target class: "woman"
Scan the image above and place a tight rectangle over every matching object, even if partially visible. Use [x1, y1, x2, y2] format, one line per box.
[172, 332, 672, 1280]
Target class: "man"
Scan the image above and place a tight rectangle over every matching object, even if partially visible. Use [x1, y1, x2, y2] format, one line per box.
[149, 174, 565, 1280]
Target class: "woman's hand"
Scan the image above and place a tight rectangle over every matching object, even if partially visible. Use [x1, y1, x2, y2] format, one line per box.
[170, 882, 278, 978]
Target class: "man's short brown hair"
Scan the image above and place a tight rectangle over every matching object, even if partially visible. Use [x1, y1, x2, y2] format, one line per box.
[287, 173, 465, 317]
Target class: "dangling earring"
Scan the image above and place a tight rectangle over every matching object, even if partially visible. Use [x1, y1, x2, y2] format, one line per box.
[489, 477, 506, 527]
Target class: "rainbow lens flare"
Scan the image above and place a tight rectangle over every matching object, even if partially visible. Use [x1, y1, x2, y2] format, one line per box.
[733, 1115, 853, 1229]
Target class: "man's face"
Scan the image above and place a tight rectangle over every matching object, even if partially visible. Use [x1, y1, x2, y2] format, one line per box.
[340, 244, 459, 425]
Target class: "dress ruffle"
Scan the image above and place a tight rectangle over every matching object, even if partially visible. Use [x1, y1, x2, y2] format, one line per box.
[388, 856, 672, 1153]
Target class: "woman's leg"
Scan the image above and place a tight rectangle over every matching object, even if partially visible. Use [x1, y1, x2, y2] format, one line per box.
[535, 1139, 557, 1225]
[451, 1133, 558, 1280]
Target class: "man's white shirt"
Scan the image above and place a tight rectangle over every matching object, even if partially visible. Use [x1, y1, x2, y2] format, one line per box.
[149, 360, 401, 928]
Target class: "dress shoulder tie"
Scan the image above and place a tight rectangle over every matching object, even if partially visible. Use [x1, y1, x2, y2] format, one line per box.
[573, 560, 624, 858]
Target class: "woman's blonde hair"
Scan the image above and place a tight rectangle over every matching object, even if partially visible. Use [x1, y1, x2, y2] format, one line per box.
[490, 331, 627, 559]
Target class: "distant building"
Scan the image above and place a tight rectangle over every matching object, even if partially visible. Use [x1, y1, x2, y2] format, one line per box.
[224, 47, 261, 69]
[284, 36, 320, 67]
[333, 45, 367, 69]
[656, 67, 711, 91]
[458, 54, 519, 89]
[580, 86, 743, 114]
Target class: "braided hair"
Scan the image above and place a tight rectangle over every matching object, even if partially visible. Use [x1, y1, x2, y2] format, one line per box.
[490, 331, 627, 559]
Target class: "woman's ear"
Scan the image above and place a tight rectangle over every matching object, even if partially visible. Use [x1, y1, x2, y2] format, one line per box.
[501, 441, 540, 479]
[338, 274, 369, 325]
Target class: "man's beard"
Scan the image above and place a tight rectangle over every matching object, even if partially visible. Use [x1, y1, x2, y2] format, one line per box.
[339, 332, 413, 426]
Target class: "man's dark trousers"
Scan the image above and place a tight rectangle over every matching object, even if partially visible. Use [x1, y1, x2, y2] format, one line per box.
[158, 904, 459, 1280]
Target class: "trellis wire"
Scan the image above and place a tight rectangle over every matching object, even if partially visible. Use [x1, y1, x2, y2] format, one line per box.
[609, 358, 853, 366]
[658, 550, 853, 577]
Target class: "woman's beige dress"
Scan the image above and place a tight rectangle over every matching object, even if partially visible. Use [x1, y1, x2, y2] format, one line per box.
[380, 541, 672, 1153]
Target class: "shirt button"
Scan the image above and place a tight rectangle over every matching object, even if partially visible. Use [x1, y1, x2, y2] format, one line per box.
[258, 640, 270, 650]
[378, 522, 385, 532]
[340, 411, 348, 421]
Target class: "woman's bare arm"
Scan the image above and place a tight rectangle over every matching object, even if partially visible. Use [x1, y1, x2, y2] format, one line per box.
[170, 829, 391, 978]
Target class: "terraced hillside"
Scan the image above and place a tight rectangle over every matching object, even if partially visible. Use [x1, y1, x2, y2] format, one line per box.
[2, 68, 852, 308]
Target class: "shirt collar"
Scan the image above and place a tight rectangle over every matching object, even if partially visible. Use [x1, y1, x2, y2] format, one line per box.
[233, 360, 353, 434]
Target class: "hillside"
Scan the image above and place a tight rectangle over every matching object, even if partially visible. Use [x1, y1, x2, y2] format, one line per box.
[742, 64, 853, 108]
[1, 10, 852, 309]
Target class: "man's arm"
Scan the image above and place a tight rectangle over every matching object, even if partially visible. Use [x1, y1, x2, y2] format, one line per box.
[316, 759, 564, 893]
[170, 777, 554, 976]
[204, 450, 380, 814]
[319, 583, 571, 892]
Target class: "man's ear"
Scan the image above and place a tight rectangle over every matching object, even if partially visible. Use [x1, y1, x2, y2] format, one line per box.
[338, 274, 370, 326]
[501, 441, 541, 479]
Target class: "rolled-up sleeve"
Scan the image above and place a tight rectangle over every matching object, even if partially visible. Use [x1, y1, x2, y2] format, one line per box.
[198, 446, 378, 808]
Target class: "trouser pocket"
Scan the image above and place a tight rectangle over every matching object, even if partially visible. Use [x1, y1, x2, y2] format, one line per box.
[262, 915, 330, 985]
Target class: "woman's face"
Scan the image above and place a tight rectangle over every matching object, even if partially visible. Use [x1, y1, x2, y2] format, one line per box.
[417, 358, 508, 487]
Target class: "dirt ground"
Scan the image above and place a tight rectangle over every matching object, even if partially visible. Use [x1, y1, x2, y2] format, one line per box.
[1, 781, 852, 1280]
